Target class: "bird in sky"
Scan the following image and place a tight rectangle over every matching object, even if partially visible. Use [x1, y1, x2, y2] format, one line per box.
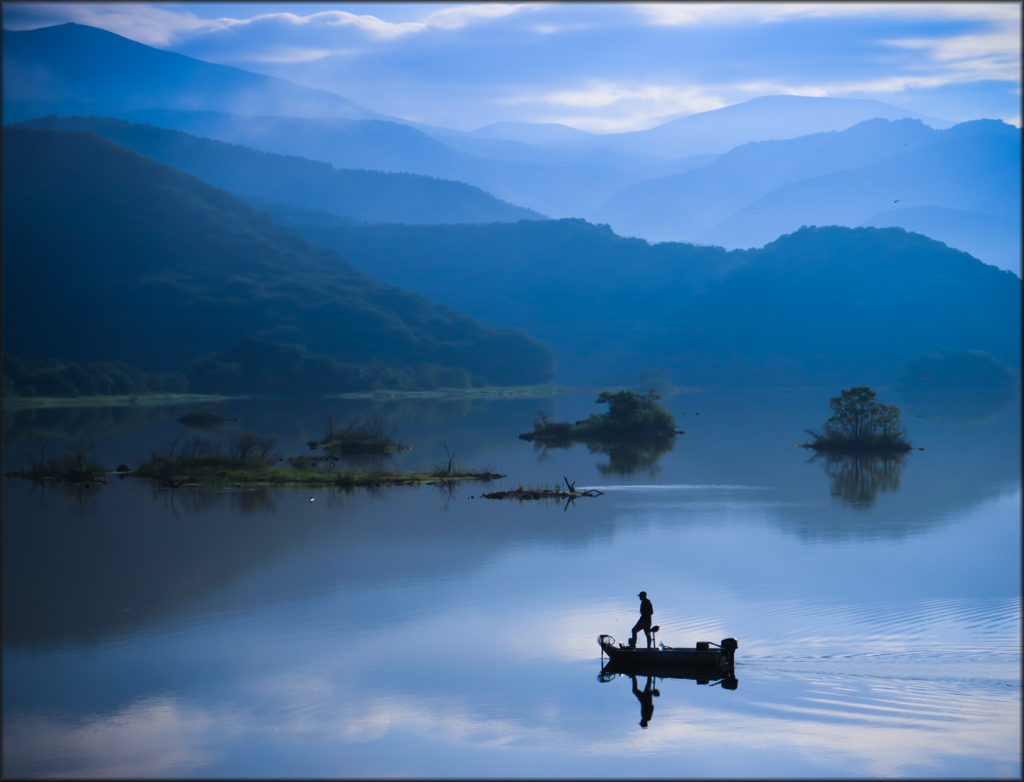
[894, 199, 900, 203]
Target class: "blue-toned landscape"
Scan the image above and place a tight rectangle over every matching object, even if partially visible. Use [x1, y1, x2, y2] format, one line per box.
[2, 4, 1020, 778]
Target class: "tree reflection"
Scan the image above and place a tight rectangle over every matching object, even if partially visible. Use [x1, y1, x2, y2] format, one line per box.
[589, 438, 675, 478]
[530, 437, 675, 477]
[812, 451, 906, 509]
[152, 487, 277, 516]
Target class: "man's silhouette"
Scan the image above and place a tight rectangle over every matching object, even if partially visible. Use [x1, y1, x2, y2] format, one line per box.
[630, 591, 654, 647]
[632, 675, 660, 728]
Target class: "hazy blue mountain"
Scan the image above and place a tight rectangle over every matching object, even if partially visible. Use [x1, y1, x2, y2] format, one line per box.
[248, 209, 1020, 388]
[592, 118, 1020, 274]
[13, 116, 546, 225]
[481, 95, 952, 158]
[96, 108, 642, 218]
[696, 120, 1020, 273]
[860, 207, 1021, 277]
[471, 121, 597, 145]
[2, 127, 554, 391]
[593, 118, 941, 241]
[2, 23, 386, 124]
[411, 122, 709, 181]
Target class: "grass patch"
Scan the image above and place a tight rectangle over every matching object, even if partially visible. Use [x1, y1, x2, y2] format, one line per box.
[130, 431, 502, 488]
[3, 393, 234, 410]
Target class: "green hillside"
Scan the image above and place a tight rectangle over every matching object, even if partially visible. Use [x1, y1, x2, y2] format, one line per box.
[1, 127, 554, 393]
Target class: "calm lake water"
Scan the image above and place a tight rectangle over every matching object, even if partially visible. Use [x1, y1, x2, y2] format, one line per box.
[3, 387, 1020, 778]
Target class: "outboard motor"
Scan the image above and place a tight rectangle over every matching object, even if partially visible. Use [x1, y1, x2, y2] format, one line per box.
[720, 638, 738, 667]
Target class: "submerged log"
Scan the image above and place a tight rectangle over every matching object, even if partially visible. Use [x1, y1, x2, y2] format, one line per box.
[481, 487, 603, 501]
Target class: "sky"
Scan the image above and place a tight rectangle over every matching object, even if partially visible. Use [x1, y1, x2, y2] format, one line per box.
[2, 2, 1020, 132]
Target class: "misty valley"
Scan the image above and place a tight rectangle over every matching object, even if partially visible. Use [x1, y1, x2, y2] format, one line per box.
[2, 18, 1020, 780]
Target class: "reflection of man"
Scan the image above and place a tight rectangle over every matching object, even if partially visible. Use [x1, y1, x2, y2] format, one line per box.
[629, 591, 654, 647]
[632, 675, 660, 728]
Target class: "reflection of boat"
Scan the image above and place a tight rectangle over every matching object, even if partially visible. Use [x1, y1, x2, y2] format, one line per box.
[598, 633, 738, 676]
[598, 661, 738, 689]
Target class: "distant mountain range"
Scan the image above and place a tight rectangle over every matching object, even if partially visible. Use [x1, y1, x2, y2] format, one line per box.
[250, 205, 1021, 387]
[2, 127, 554, 392]
[472, 95, 953, 158]
[89, 108, 647, 219]
[14, 115, 546, 225]
[592, 118, 1021, 275]
[4, 22, 972, 224]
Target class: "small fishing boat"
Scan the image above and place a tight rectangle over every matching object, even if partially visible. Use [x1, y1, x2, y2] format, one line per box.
[598, 633, 738, 674]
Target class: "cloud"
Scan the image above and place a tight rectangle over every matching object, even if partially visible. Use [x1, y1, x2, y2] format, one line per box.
[723, 17, 1019, 106]
[498, 82, 729, 131]
[219, 11, 423, 41]
[2, 1, 1018, 133]
[883, 29, 1020, 82]
[634, 2, 1020, 27]
[198, 3, 535, 48]
[423, 3, 537, 31]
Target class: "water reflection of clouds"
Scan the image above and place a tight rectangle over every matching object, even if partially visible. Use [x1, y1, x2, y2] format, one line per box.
[5, 668, 1017, 778]
[2, 697, 231, 778]
[4, 578, 1018, 777]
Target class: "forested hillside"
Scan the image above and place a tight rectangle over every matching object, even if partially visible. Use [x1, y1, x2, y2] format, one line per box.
[259, 204, 1021, 387]
[1, 127, 554, 393]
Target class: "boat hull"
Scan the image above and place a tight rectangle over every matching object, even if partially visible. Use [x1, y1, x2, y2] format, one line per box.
[598, 634, 737, 671]
[603, 646, 729, 669]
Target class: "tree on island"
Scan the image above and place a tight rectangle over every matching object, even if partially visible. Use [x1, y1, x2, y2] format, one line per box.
[803, 386, 911, 453]
[524, 389, 678, 443]
[588, 389, 676, 435]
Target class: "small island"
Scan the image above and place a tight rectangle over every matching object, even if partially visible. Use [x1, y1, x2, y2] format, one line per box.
[6, 428, 503, 490]
[800, 386, 913, 453]
[134, 430, 499, 488]
[520, 389, 681, 444]
[3, 438, 108, 487]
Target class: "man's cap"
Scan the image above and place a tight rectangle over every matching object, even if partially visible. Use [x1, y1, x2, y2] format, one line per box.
[638, 591, 647, 598]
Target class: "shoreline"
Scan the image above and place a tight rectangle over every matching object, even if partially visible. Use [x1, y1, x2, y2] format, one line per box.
[5, 468, 505, 490]
[3, 385, 702, 409]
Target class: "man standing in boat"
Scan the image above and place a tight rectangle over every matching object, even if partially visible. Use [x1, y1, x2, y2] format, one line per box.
[629, 591, 654, 648]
